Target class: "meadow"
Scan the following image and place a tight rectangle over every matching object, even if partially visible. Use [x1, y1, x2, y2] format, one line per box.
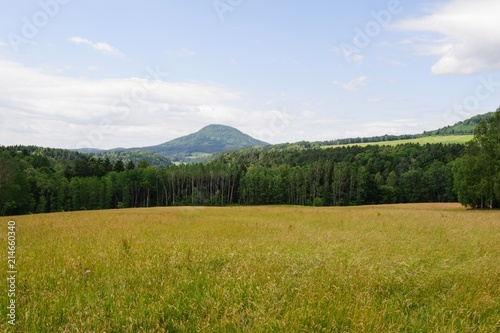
[322, 135, 474, 148]
[1, 204, 499, 332]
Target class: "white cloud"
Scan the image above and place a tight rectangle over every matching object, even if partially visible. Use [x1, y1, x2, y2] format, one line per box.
[393, 0, 500, 75]
[0, 57, 459, 149]
[0, 40, 6, 47]
[0, 58, 256, 149]
[333, 76, 368, 91]
[0, 58, 338, 147]
[165, 48, 195, 58]
[69, 36, 125, 57]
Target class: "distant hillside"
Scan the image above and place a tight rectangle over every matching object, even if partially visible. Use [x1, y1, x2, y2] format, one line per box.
[71, 148, 171, 168]
[423, 112, 495, 136]
[93, 150, 172, 168]
[215, 111, 495, 155]
[138, 124, 269, 163]
[1, 145, 88, 162]
[74, 148, 107, 154]
[335, 135, 474, 148]
[321, 111, 495, 147]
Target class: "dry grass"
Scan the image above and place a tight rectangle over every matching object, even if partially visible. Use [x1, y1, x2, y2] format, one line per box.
[1, 204, 499, 332]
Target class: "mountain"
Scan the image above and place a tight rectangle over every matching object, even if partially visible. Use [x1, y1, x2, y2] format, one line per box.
[74, 112, 495, 164]
[138, 124, 269, 163]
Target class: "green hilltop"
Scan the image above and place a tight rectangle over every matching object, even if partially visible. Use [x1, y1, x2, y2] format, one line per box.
[423, 112, 496, 136]
[138, 124, 269, 163]
[282, 111, 490, 150]
[320, 112, 495, 147]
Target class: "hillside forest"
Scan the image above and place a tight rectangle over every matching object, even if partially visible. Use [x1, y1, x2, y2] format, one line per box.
[1, 111, 499, 216]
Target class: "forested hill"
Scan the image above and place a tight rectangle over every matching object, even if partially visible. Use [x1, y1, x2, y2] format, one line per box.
[137, 124, 269, 163]
[423, 112, 495, 136]
[91, 150, 171, 168]
[71, 147, 171, 167]
[319, 111, 494, 147]
[2, 146, 87, 162]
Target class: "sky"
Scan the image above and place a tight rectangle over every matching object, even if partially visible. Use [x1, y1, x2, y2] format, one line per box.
[0, 0, 499, 149]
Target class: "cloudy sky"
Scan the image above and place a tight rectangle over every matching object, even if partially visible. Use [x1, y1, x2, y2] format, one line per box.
[1, 0, 499, 149]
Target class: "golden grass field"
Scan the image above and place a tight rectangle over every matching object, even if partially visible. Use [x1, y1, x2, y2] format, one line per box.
[1, 204, 499, 332]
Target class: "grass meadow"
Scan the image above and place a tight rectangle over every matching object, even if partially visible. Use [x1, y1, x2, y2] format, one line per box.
[1, 204, 499, 332]
[322, 135, 474, 148]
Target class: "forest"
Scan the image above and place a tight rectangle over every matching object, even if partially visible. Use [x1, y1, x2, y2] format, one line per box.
[0, 143, 462, 215]
[0, 111, 498, 216]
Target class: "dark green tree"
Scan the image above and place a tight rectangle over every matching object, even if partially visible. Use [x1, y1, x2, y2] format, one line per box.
[126, 161, 136, 170]
[453, 109, 500, 208]
[113, 160, 125, 172]
[0, 154, 34, 215]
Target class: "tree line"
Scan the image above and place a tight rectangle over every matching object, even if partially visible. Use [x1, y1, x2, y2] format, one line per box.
[0, 143, 463, 216]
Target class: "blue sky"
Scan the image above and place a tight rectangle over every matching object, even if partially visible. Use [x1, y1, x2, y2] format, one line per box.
[1, 0, 499, 149]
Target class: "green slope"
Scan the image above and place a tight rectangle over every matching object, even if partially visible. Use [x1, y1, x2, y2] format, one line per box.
[323, 135, 473, 148]
[139, 124, 269, 162]
[423, 112, 495, 136]
[321, 112, 494, 147]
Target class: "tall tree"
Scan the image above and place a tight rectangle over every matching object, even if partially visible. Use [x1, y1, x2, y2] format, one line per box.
[453, 109, 500, 208]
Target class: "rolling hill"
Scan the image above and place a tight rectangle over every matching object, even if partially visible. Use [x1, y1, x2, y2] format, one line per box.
[137, 124, 269, 163]
[423, 112, 495, 136]
[327, 135, 474, 148]
[74, 112, 494, 164]
[320, 111, 494, 147]
[227, 111, 494, 153]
